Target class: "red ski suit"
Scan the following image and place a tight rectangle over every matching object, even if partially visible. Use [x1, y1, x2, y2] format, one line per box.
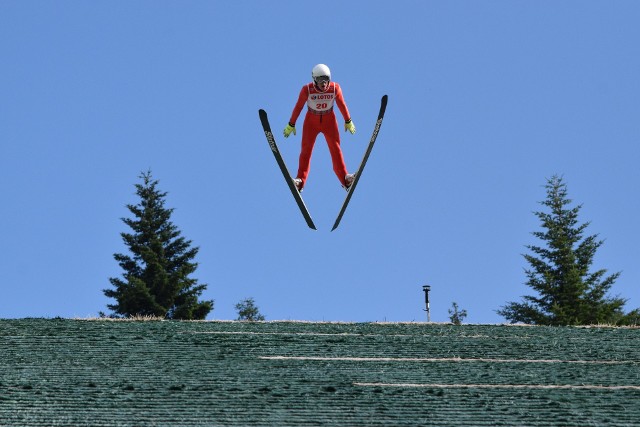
[288, 82, 351, 189]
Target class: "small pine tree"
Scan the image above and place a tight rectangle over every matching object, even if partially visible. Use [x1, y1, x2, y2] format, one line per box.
[448, 302, 467, 325]
[498, 175, 637, 325]
[235, 298, 265, 321]
[104, 171, 214, 319]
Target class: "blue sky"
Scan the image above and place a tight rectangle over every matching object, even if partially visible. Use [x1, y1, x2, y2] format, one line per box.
[1, 1, 638, 323]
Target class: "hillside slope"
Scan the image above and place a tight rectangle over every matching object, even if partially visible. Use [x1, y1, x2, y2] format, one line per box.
[1, 319, 639, 426]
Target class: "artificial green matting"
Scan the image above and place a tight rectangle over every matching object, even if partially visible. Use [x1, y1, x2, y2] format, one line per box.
[1, 319, 638, 426]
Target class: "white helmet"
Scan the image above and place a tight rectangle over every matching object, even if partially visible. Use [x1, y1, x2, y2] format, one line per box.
[311, 64, 331, 83]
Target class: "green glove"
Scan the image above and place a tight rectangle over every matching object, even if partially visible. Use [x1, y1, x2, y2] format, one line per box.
[344, 119, 356, 135]
[283, 123, 296, 138]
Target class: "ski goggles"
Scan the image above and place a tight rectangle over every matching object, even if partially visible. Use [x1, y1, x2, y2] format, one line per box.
[315, 76, 330, 83]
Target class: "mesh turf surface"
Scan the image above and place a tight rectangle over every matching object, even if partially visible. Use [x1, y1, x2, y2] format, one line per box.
[1, 319, 639, 426]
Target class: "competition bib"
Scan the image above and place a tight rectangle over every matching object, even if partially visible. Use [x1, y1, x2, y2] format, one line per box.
[307, 85, 335, 113]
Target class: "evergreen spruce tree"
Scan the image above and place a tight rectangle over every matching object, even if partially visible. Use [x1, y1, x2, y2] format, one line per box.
[235, 298, 265, 321]
[448, 302, 468, 325]
[104, 171, 213, 319]
[498, 175, 638, 326]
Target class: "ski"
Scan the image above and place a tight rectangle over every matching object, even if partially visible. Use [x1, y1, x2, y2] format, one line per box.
[259, 109, 317, 230]
[331, 95, 388, 231]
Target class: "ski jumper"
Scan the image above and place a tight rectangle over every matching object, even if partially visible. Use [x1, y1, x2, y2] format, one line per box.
[288, 82, 351, 189]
